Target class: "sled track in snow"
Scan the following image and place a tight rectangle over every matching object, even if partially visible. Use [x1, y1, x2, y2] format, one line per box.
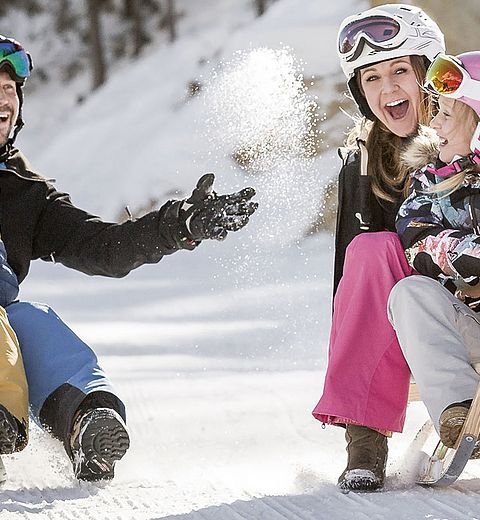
[155, 487, 480, 520]
[1, 481, 480, 519]
[7, 248, 480, 520]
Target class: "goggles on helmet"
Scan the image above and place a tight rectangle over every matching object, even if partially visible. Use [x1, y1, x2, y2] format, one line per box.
[425, 54, 480, 100]
[338, 14, 408, 63]
[0, 39, 31, 82]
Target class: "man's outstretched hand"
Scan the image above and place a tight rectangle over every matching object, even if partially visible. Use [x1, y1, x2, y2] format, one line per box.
[181, 173, 258, 241]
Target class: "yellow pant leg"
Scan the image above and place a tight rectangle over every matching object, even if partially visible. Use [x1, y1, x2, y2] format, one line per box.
[0, 307, 28, 450]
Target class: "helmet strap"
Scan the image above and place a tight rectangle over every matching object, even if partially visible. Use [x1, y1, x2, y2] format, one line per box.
[6, 82, 24, 146]
[470, 121, 480, 155]
[9, 118, 23, 146]
[426, 153, 480, 177]
[348, 76, 375, 120]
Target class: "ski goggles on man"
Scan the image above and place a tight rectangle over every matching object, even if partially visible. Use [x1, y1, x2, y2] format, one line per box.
[338, 14, 408, 62]
[425, 54, 480, 100]
[0, 39, 32, 82]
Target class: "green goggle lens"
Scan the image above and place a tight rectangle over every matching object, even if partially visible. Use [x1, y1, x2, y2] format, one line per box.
[0, 42, 31, 81]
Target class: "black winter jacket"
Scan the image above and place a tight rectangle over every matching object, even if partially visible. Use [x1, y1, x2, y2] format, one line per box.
[0, 148, 195, 283]
[333, 148, 401, 297]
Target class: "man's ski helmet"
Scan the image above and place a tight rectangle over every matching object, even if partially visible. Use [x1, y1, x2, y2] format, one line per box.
[0, 35, 33, 144]
[337, 4, 445, 119]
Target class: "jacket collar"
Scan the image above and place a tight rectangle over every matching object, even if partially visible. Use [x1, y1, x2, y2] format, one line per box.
[400, 125, 440, 172]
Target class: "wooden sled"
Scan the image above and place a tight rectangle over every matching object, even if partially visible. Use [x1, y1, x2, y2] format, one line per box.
[409, 366, 480, 487]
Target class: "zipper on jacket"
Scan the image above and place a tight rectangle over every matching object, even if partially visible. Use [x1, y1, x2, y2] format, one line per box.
[469, 194, 480, 234]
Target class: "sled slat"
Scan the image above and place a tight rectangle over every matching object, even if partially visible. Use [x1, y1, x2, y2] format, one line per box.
[408, 382, 422, 402]
[459, 382, 480, 440]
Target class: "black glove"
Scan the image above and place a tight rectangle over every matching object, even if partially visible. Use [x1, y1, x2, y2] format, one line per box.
[180, 173, 258, 241]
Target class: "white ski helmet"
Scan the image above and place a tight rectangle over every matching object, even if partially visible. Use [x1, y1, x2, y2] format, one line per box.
[338, 4, 445, 119]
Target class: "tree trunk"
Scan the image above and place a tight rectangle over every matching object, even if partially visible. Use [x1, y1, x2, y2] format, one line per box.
[124, 0, 145, 56]
[165, 0, 176, 42]
[86, 0, 107, 90]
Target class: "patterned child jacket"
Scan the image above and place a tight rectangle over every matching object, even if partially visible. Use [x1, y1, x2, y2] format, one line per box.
[396, 125, 480, 304]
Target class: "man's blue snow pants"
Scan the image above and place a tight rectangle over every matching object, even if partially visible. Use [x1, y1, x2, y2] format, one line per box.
[6, 301, 125, 442]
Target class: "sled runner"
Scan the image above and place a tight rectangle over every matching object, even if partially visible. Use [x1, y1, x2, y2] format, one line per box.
[409, 367, 480, 486]
[0, 457, 6, 485]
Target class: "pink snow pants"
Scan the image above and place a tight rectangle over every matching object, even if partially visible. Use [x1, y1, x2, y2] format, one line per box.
[312, 232, 415, 433]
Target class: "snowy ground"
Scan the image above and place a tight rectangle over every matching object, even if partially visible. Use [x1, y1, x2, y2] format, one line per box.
[0, 233, 478, 519]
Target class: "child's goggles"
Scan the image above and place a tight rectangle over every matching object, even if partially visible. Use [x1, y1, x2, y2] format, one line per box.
[0, 40, 32, 82]
[338, 14, 407, 62]
[425, 54, 480, 100]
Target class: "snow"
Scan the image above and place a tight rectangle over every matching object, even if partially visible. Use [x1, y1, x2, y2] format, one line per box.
[2, 0, 480, 519]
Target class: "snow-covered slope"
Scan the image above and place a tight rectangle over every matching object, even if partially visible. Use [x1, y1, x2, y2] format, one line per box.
[4, 234, 480, 520]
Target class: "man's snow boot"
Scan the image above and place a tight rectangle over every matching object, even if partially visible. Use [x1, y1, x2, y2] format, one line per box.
[0, 406, 18, 454]
[439, 400, 480, 458]
[337, 424, 388, 492]
[70, 407, 130, 481]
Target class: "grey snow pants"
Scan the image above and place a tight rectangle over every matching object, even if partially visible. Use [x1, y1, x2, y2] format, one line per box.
[388, 275, 480, 431]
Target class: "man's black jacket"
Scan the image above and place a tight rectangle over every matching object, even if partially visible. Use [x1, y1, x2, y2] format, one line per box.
[0, 149, 193, 283]
[333, 149, 401, 297]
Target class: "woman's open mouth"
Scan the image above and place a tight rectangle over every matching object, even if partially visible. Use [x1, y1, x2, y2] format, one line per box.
[385, 99, 409, 120]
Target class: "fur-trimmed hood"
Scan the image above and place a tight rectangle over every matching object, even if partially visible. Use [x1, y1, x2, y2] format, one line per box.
[401, 125, 440, 172]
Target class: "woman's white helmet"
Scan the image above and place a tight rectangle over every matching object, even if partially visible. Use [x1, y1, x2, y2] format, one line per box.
[338, 3, 445, 119]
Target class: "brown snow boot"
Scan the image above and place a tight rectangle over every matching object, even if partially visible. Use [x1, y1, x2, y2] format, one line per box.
[337, 424, 388, 492]
[439, 400, 480, 458]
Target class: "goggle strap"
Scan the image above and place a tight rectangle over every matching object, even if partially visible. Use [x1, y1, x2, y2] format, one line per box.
[459, 78, 480, 101]
[426, 163, 458, 177]
[471, 154, 480, 164]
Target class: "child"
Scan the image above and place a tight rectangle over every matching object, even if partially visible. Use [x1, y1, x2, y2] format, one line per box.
[388, 51, 480, 449]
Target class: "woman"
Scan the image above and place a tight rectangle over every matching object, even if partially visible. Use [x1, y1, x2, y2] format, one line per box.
[311, 4, 445, 491]
[389, 51, 480, 452]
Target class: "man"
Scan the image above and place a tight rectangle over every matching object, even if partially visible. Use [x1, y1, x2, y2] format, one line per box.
[0, 35, 257, 481]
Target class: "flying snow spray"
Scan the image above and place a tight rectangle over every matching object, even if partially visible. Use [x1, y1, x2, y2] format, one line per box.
[201, 47, 324, 263]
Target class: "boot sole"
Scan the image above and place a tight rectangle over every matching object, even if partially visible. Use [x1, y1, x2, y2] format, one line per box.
[73, 409, 130, 482]
[339, 477, 382, 492]
[338, 469, 383, 493]
[0, 408, 18, 455]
